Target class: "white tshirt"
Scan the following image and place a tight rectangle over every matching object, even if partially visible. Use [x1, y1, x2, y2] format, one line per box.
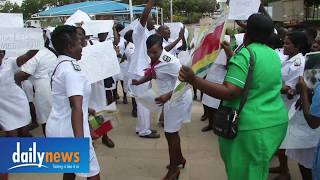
[276, 48, 289, 64]
[128, 22, 154, 76]
[125, 42, 135, 69]
[154, 50, 181, 95]
[282, 53, 306, 89]
[21, 48, 57, 80]
[21, 48, 57, 124]
[46, 55, 91, 138]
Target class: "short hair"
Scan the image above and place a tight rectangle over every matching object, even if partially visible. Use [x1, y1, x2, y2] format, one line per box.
[0, 50, 6, 55]
[286, 31, 309, 55]
[246, 13, 274, 44]
[51, 25, 78, 55]
[157, 25, 169, 33]
[115, 24, 125, 33]
[146, 34, 163, 50]
[76, 26, 86, 37]
[124, 30, 133, 43]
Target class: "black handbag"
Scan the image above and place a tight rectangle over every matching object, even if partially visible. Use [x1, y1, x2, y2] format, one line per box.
[213, 47, 255, 139]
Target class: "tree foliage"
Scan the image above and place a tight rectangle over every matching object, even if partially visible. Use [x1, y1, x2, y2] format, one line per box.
[0, 1, 22, 13]
[1, 0, 216, 23]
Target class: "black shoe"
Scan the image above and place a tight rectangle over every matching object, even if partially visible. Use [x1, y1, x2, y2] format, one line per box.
[102, 137, 115, 148]
[139, 132, 160, 139]
[201, 125, 212, 132]
[131, 109, 137, 117]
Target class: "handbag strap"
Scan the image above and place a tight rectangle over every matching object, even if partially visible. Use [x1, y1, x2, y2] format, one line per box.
[238, 47, 255, 113]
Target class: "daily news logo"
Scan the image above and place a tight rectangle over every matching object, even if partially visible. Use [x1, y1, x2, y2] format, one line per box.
[0, 138, 89, 173]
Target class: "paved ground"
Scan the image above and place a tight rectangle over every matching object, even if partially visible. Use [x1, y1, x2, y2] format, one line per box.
[9, 96, 302, 180]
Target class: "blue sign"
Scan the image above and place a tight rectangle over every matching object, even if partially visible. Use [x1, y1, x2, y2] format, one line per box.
[0, 138, 89, 173]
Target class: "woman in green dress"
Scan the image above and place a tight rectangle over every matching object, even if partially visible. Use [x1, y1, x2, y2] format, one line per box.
[179, 13, 288, 180]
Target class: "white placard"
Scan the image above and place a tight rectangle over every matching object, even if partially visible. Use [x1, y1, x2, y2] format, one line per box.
[164, 22, 189, 41]
[82, 20, 114, 36]
[0, 28, 44, 51]
[228, 0, 261, 20]
[65, 10, 91, 26]
[0, 13, 24, 28]
[79, 40, 120, 83]
[119, 19, 139, 37]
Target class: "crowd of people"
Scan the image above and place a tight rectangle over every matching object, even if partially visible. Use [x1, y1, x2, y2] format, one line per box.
[1, 0, 320, 180]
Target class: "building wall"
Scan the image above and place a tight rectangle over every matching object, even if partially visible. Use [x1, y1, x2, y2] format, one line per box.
[269, 0, 304, 22]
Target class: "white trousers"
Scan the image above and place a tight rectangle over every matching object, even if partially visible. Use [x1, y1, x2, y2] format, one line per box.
[128, 74, 152, 136]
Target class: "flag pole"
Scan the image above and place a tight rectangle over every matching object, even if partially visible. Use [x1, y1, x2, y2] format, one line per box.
[129, 0, 133, 22]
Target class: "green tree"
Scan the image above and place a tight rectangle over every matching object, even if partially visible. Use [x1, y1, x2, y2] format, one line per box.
[0, 1, 22, 13]
[20, 0, 80, 19]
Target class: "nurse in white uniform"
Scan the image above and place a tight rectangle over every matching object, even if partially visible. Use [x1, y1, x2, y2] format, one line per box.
[201, 50, 228, 132]
[46, 25, 100, 180]
[15, 48, 57, 136]
[132, 35, 192, 180]
[127, 0, 160, 138]
[271, 32, 320, 180]
[0, 50, 31, 137]
[157, 25, 187, 57]
[124, 30, 138, 117]
[114, 24, 128, 103]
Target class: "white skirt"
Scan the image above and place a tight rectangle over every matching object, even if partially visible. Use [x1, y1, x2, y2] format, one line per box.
[164, 89, 193, 133]
[286, 148, 317, 169]
[76, 144, 100, 177]
[21, 80, 34, 103]
[0, 84, 31, 131]
[280, 95, 320, 149]
[33, 79, 52, 124]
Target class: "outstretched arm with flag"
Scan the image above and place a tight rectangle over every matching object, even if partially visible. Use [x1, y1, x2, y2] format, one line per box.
[170, 11, 228, 102]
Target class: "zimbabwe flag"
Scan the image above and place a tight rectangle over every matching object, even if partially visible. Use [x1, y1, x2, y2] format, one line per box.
[191, 14, 227, 77]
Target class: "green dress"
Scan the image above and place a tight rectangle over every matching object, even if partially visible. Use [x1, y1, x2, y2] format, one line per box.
[219, 43, 288, 180]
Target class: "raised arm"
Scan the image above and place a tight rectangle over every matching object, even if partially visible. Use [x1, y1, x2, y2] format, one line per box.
[140, 0, 156, 27]
[177, 27, 187, 51]
[165, 27, 187, 52]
